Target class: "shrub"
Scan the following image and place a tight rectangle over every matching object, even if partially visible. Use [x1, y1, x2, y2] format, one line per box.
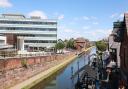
[96, 41, 107, 52]
[21, 59, 28, 68]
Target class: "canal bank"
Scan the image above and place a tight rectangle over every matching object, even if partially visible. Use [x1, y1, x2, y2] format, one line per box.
[10, 46, 94, 89]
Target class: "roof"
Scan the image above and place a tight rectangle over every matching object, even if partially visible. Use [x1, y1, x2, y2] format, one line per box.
[81, 65, 97, 79]
[107, 61, 116, 68]
[75, 37, 87, 42]
[2, 14, 25, 18]
[0, 45, 13, 49]
[0, 48, 17, 52]
[124, 13, 128, 32]
[0, 13, 57, 21]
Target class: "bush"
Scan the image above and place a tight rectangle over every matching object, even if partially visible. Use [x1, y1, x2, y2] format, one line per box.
[66, 38, 76, 49]
[55, 39, 65, 53]
[21, 59, 28, 68]
[96, 41, 107, 52]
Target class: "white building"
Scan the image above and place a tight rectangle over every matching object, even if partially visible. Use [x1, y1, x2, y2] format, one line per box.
[108, 34, 121, 68]
[0, 14, 57, 51]
[0, 35, 6, 45]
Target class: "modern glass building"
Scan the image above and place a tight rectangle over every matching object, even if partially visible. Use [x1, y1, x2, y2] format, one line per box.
[0, 14, 57, 51]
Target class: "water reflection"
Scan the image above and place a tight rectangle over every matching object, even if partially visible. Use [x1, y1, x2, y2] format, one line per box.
[31, 47, 96, 89]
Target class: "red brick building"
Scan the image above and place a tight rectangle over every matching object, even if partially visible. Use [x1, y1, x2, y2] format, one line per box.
[113, 13, 128, 84]
[74, 37, 89, 51]
[120, 13, 128, 84]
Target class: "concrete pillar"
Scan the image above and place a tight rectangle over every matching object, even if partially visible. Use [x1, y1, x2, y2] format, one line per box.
[117, 43, 121, 68]
[21, 39, 24, 50]
[18, 38, 24, 51]
[4, 37, 6, 45]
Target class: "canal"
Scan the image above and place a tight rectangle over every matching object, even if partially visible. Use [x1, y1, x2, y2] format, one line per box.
[31, 47, 96, 89]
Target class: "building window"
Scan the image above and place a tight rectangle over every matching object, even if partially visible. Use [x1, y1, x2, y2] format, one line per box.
[16, 34, 57, 37]
[0, 27, 57, 31]
[24, 40, 57, 43]
[0, 20, 57, 25]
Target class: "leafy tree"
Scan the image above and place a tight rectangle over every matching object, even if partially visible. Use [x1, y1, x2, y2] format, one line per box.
[96, 40, 108, 68]
[66, 38, 76, 49]
[55, 39, 65, 53]
[96, 40, 107, 52]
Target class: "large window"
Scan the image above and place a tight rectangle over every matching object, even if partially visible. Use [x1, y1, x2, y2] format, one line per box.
[16, 34, 57, 37]
[0, 27, 57, 31]
[0, 20, 57, 25]
[24, 40, 57, 43]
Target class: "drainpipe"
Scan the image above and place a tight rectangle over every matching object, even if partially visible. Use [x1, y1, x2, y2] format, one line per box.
[77, 61, 80, 81]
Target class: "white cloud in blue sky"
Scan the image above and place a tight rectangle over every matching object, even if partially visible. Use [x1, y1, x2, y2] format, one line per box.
[0, 0, 12, 7]
[83, 26, 90, 30]
[84, 29, 112, 41]
[0, 0, 127, 41]
[110, 13, 124, 20]
[28, 10, 47, 19]
[58, 14, 64, 20]
[83, 16, 90, 20]
[92, 22, 99, 25]
[53, 12, 64, 20]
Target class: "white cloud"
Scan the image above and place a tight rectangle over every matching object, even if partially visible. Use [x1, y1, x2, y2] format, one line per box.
[69, 22, 76, 25]
[74, 17, 79, 21]
[63, 29, 73, 33]
[0, 0, 12, 7]
[74, 16, 98, 21]
[119, 13, 124, 18]
[110, 13, 124, 19]
[83, 26, 90, 30]
[28, 10, 47, 19]
[58, 23, 112, 41]
[83, 16, 90, 20]
[92, 22, 99, 25]
[91, 16, 97, 20]
[53, 12, 64, 20]
[53, 12, 59, 16]
[58, 14, 64, 20]
[84, 29, 112, 41]
[110, 13, 118, 18]
[83, 16, 98, 20]
[58, 26, 81, 40]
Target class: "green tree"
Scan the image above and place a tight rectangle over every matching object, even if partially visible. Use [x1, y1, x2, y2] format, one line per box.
[55, 39, 65, 53]
[96, 40, 107, 52]
[96, 40, 108, 69]
[66, 38, 76, 49]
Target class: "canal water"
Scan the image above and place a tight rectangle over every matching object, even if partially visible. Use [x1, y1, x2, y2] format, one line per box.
[32, 47, 96, 89]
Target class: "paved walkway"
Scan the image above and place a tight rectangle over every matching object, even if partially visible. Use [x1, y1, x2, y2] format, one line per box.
[10, 47, 93, 89]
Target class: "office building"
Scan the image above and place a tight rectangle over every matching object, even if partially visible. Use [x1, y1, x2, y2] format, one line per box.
[0, 14, 57, 51]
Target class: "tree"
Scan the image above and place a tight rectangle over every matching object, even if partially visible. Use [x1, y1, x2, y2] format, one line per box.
[66, 38, 76, 49]
[96, 40, 108, 70]
[96, 40, 107, 52]
[55, 39, 65, 53]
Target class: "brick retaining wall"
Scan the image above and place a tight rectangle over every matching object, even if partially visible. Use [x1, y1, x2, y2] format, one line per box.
[0, 52, 75, 89]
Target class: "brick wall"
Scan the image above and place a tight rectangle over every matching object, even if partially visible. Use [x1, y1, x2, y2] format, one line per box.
[120, 28, 128, 75]
[0, 52, 75, 71]
[0, 52, 76, 89]
[0, 59, 4, 71]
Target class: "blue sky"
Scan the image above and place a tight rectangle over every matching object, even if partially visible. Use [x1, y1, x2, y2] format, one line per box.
[0, 0, 128, 41]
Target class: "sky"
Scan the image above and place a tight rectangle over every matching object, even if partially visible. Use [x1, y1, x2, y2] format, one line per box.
[0, 0, 128, 41]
